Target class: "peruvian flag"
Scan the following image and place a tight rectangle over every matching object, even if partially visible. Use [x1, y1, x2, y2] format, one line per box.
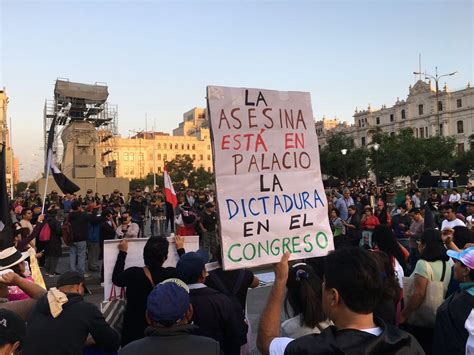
[163, 165, 177, 208]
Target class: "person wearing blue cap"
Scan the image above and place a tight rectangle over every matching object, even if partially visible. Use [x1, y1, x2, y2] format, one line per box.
[433, 247, 474, 355]
[177, 251, 248, 355]
[119, 278, 220, 355]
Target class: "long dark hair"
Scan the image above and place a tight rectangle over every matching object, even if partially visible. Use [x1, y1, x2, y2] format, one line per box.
[371, 251, 401, 303]
[419, 228, 450, 262]
[285, 263, 326, 329]
[372, 225, 407, 271]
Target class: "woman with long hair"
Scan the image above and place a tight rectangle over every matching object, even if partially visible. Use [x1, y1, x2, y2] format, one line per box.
[372, 225, 407, 283]
[281, 263, 331, 338]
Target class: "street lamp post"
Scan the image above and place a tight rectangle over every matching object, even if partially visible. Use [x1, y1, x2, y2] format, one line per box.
[373, 143, 380, 187]
[341, 149, 348, 184]
[413, 67, 457, 136]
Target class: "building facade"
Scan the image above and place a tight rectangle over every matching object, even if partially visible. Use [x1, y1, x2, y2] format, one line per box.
[0, 89, 19, 194]
[316, 80, 473, 152]
[100, 107, 212, 181]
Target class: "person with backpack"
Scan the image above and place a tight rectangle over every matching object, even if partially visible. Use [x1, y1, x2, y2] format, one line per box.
[44, 205, 63, 277]
[177, 251, 248, 355]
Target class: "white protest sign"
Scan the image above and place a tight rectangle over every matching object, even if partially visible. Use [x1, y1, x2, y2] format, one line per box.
[207, 86, 333, 270]
[103, 236, 199, 300]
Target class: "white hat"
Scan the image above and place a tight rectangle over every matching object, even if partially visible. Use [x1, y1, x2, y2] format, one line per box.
[0, 247, 30, 271]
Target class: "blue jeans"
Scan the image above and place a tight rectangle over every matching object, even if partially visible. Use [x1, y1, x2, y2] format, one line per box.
[69, 241, 87, 275]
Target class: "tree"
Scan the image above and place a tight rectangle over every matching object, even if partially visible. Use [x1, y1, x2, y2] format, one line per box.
[320, 132, 369, 180]
[166, 155, 194, 186]
[188, 167, 214, 189]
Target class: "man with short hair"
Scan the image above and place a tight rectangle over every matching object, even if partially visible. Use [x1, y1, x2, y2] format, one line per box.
[391, 203, 412, 240]
[177, 252, 248, 355]
[412, 189, 422, 209]
[115, 211, 140, 238]
[441, 204, 466, 231]
[257, 249, 423, 355]
[405, 208, 424, 271]
[23, 271, 119, 355]
[119, 278, 220, 355]
[334, 189, 354, 221]
[68, 201, 101, 276]
[199, 202, 218, 259]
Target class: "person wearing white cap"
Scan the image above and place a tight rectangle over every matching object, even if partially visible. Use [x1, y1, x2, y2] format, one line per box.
[433, 247, 474, 355]
[0, 247, 34, 302]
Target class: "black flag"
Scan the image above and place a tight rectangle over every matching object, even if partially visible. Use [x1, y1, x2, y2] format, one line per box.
[46, 118, 80, 195]
[0, 143, 13, 247]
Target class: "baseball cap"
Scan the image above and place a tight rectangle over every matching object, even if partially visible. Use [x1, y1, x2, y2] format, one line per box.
[147, 278, 190, 324]
[0, 309, 26, 347]
[447, 247, 474, 269]
[176, 251, 207, 284]
[56, 271, 89, 293]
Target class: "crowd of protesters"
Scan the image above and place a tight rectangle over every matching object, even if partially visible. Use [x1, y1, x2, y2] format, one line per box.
[0, 180, 472, 354]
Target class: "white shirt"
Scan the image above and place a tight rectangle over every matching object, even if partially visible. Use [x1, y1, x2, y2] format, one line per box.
[115, 222, 140, 238]
[394, 258, 405, 289]
[449, 193, 461, 203]
[441, 218, 466, 230]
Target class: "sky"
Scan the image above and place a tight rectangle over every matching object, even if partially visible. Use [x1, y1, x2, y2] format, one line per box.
[1, 0, 473, 180]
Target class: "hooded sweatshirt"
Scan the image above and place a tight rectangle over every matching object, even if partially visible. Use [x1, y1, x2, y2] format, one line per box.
[22, 292, 119, 355]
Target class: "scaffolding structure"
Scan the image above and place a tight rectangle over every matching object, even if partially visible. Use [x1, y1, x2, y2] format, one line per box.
[43, 78, 118, 174]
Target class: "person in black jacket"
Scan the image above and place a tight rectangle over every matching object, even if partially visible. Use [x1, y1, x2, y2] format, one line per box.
[433, 247, 474, 355]
[112, 236, 179, 346]
[68, 201, 101, 276]
[177, 251, 248, 355]
[45, 205, 62, 277]
[22, 271, 119, 355]
[119, 278, 220, 355]
[257, 249, 424, 355]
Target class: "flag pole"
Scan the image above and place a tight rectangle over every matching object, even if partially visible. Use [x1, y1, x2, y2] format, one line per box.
[41, 149, 52, 215]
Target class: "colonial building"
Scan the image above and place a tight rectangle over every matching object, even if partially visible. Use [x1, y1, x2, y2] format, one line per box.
[0, 89, 19, 194]
[100, 107, 212, 180]
[316, 80, 473, 152]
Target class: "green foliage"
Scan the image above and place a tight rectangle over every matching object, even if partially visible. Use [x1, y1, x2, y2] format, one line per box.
[188, 167, 214, 189]
[320, 132, 369, 180]
[166, 155, 195, 186]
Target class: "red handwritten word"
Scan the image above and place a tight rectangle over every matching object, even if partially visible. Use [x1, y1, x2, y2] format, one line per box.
[284, 133, 305, 149]
[221, 129, 268, 153]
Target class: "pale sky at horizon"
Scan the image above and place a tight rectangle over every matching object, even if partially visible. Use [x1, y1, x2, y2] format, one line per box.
[1, 0, 473, 180]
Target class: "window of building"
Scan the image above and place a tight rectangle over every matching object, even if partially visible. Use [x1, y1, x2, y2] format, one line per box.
[207, 155, 211, 161]
[124, 167, 128, 175]
[457, 99, 462, 108]
[425, 127, 428, 137]
[187, 144, 190, 150]
[192, 144, 195, 150]
[457, 143, 465, 154]
[207, 145, 210, 150]
[130, 153, 134, 161]
[124, 152, 129, 161]
[439, 124, 443, 136]
[418, 104, 423, 115]
[129, 167, 134, 176]
[181, 144, 185, 150]
[420, 128, 424, 138]
[113, 152, 119, 160]
[401, 110, 406, 119]
[192, 154, 196, 160]
[457, 120, 464, 134]
[163, 154, 167, 161]
[157, 143, 161, 149]
[200, 154, 203, 161]
[175, 144, 178, 150]
[169, 143, 172, 149]
[415, 128, 418, 138]
[358, 120, 361, 127]
[361, 137, 366, 146]
[390, 114, 394, 122]
[139, 153, 144, 161]
[157, 154, 161, 160]
[376, 117, 380, 125]
[438, 101, 443, 111]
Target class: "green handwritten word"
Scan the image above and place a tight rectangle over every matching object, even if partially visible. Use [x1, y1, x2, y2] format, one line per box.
[227, 232, 329, 262]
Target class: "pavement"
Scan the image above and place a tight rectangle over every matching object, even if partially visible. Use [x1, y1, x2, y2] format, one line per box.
[42, 223, 277, 354]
